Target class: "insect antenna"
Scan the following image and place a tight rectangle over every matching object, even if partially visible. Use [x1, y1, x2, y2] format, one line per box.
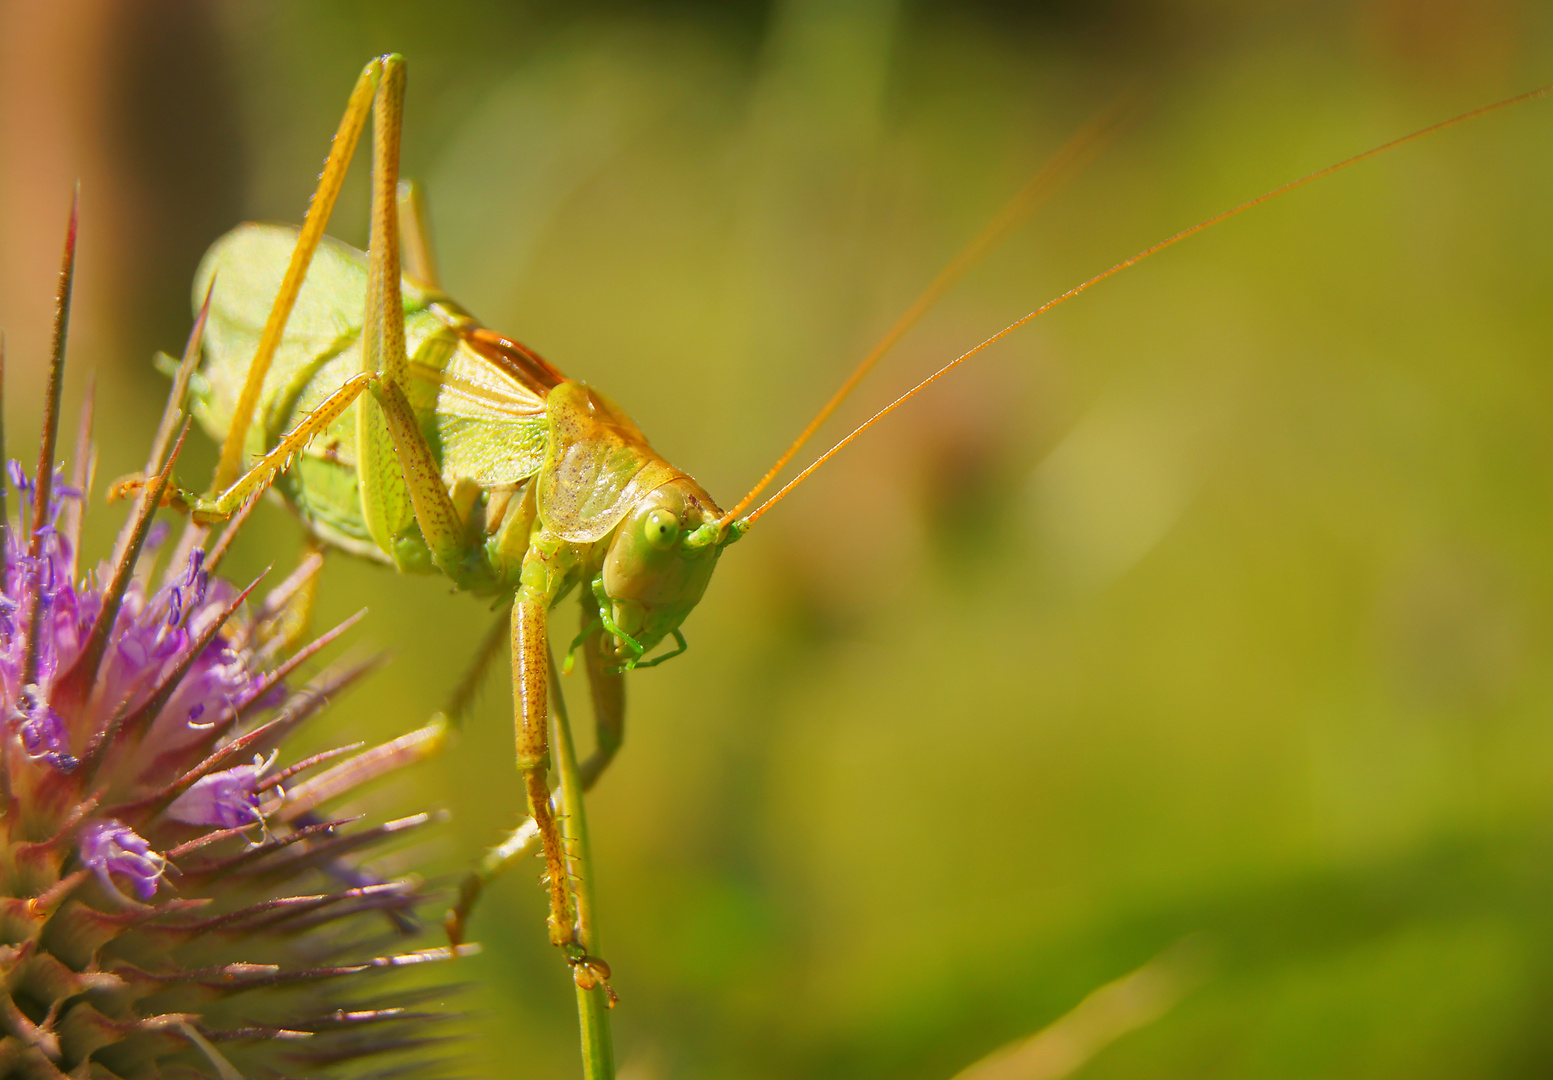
[738, 81, 1553, 529]
[717, 93, 1133, 528]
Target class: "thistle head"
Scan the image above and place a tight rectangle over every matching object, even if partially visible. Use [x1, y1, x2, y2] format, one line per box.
[0, 198, 466, 1078]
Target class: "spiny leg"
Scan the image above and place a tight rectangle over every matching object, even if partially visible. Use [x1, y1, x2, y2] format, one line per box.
[128, 58, 467, 562]
[125, 57, 468, 578]
[215, 57, 382, 493]
[353, 55, 469, 578]
[135, 55, 465, 569]
[447, 603, 625, 943]
[111, 372, 375, 517]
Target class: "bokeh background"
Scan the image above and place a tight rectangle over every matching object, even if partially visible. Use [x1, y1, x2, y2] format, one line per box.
[5, 1, 1553, 1076]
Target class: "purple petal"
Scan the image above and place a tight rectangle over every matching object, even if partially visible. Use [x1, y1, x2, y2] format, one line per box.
[10, 690, 76, 773]
[166, 757, 271, 829]
[79, 819, 165, 902]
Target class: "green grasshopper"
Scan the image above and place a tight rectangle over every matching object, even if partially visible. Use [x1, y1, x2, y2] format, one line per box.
[127, 53, 1549, 998]
[132, 55, 731, 992]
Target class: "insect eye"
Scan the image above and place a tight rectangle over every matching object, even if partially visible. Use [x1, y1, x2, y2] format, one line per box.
[644, 508, 679, 550]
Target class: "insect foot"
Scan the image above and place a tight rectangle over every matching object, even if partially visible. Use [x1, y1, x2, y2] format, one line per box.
[105, 471, 191, 512]
[569, 951, 619, 1008]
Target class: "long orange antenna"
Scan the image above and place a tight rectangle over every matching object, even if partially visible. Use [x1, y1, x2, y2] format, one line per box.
[717, 93, 1134, 528]
[741, 81, 1553, 528]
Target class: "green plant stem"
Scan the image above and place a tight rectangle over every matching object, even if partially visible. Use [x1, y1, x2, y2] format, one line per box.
[550, 654, 615, 1080]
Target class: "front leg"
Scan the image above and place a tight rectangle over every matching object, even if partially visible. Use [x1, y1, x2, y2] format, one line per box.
[513, 566, 579, 950]
[109, 373, 375, 519]
[447, 604, 625, 946]
[578, 615, 625, 788]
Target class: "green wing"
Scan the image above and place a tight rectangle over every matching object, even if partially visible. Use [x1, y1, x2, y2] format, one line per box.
[189, 224, 550, 560]
[192, 224, 369, 448]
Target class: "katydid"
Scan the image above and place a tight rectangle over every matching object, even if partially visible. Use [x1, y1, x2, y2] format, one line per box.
[126, 53, 1550, 1004]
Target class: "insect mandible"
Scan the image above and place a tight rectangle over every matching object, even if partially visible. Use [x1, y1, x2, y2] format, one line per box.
[122, 54, 1551, 997]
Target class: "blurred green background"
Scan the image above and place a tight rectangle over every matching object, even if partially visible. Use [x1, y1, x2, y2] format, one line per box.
[5, 1, 1553, 1076]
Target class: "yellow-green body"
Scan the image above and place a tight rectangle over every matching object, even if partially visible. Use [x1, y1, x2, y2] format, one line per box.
[188, 223, 730, 667]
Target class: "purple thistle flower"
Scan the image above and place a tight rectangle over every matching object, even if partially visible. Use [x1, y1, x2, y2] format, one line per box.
[0, 196, 466, 1079]
[15, 687, 75, 772]
[78, 818, 166, 902]
[166, 750, 276, 829]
